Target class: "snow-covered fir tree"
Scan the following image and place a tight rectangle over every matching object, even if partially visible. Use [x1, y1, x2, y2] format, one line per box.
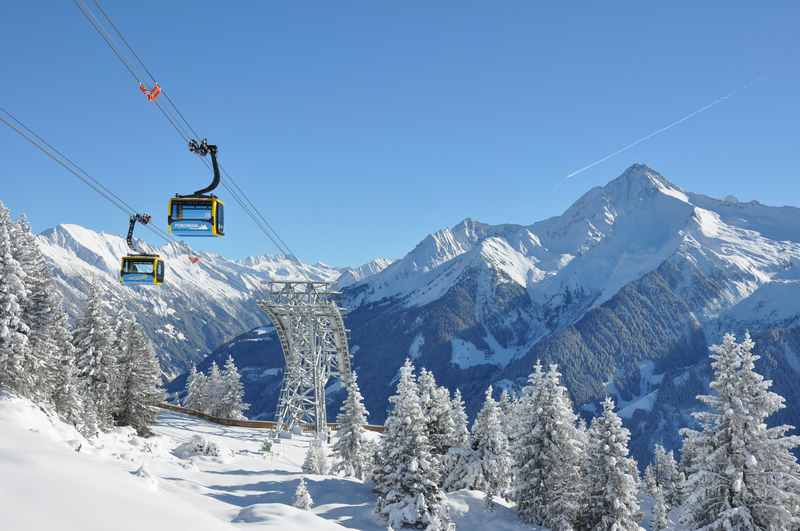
[219, 355, 248, 419]
[182, 358, 247, 419]
[115, 318, 163, 435]
[444, 387, 511, 495]
[0, 202, 31, 396]
[469, 386, 512, 507]
[11, 215, 59, 401]
[183, 365, 208, 412]
[643, 465, 657, 495]
[72, 282, 117, 434]
[442, 445, 480, 493]
[652, 486, 669, 531]
[374, 359, 448, 530]
[332, 371, 371, 479]
[49, 292, 83, 426]
[442, 388, 472, 491]
[303, 437, 330, 475]
[513, 362, 584, 529]
[108, 304, 131, 414]
[497, 389, 516, 444]
[681, 333, 800, 530]
[449, 388, 469, 449]
[498, 389, 513, 418]
[644, 444, 681, 508]
[583, 397, 642, 531]
[417, 368, 456, 458]
[206, 361, 224, 417]
[509, 360, 545, 460]
[294, 477, 313, 510]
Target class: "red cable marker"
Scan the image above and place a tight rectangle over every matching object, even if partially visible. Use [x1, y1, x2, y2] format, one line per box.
[138, 82, 162, 102]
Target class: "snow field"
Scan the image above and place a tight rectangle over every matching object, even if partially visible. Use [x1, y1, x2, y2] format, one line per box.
[0, 394, 529, 530]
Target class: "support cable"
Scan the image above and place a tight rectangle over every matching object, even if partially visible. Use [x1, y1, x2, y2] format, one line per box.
[1, 108, 177, 247]
[76, 0, 306, 270]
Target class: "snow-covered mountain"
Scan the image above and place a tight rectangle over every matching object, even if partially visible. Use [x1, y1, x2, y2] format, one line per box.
[171, 164, 800, 463]
[37, 163, 800, 462]
[36, 224, 390, 379]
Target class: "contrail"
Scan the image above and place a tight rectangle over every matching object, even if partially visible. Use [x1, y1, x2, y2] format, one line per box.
[562, 78, 759, 182]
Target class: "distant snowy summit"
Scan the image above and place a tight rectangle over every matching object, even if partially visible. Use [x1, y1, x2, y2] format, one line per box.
[346, 163, 800, 313]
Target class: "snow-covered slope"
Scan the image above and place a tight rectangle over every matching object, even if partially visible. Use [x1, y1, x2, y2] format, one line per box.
[238, 254, 342, 283]
[36, 225, 388, 378]
[0, 392, 529, 531]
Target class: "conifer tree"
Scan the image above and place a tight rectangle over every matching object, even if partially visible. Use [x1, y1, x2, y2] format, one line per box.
[418, 368, 456, 458]
[470, 385, 512, 507]
[108, 305, 131, 413]
[303, 437, 330, 475]
[50, 292, 83, 426]
[72, 282, 117, 433]
[206, 361, 224, 416]
[681, 333, 800, 529]
[220, 355, 248, 419]
[374, 359, 447, 530]
[0, 202, 31, 395]
[513, 363, 584, 529]
[645, 444, 681, 507]
[116, 319, 163, 435]
[449, 388, 469, 449]
[497, 389, 516, 443]
[332, 372, 371, 479]
[643, 464, 657, 496]
[498, 389, 513, 417]
[584, 398, 642, 531]
[441, 388, 473, 491]
[294, 477, 313, 510]
[184, 366, 208, 412]
[12, 215, 58, 400]
[652, 486, 669, 531]
[509, 360, 545, 462]
[442, 445, 481, 493]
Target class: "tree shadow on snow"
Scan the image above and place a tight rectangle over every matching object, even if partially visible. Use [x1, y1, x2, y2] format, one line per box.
[311, 478, 382, 531]
[206, 478, 295, 506]
[205, 468, 297, 477]
[156, 412, 268, 444]
[206, 476, 383, 531]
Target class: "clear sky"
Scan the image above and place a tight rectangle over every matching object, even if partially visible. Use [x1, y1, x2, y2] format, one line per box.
[2, 1, 799, 266]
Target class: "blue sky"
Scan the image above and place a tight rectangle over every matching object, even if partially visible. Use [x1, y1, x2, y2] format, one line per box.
[2, 1, 799, 266]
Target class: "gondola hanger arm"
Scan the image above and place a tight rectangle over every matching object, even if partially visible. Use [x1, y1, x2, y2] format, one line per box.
[127, 213, 152, 253]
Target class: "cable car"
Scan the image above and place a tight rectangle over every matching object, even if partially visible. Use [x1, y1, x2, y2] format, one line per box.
[168, 139, 224, 237]
[120, 214, 165, 286]
[168, 196, 224, 237]
[121, 254, 165, 285]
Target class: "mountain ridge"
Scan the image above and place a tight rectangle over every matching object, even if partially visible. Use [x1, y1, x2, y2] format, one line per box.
[35, 163, 800, 463]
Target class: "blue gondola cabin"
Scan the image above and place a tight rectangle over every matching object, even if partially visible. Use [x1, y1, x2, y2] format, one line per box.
[168, 196, 224, 237]
[120, 255, 165, 285]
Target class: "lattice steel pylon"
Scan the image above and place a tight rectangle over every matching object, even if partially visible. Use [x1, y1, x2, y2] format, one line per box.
[258, 281, 352, 436]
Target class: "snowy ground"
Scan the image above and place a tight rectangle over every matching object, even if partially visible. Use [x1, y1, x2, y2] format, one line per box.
[0, 393, 530, 530]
